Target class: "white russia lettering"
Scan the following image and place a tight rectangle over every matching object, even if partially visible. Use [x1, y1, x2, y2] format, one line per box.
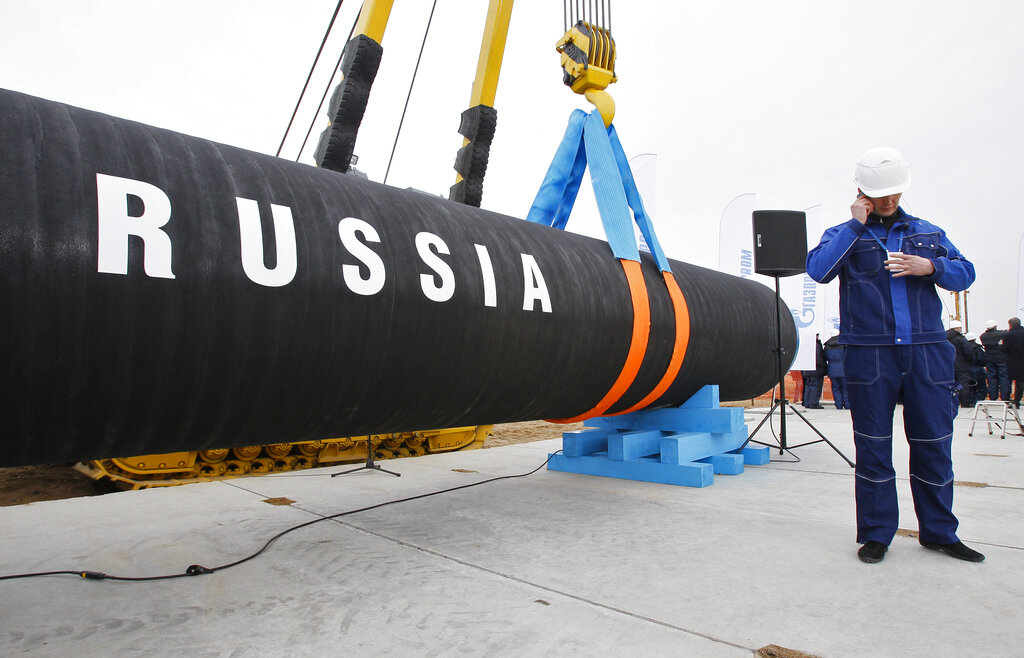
[97, 173, 175, 278]
[95, 173, 552, 313]
[414, 231, 455, 303]
[237, 197, 297, 287]
[337, 217, 386, 296]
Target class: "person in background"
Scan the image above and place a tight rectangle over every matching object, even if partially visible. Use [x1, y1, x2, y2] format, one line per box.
[801, 334, 826, 409]
[1006, 317, 1024, 409]
[980, 320, 1010, 401]
[962, 332, 987, 406]
[974, 327, 992, 403]
[806, 146, 983, 564]
[791, 370, 804, 407]
[946, 323, 972, 408]
[823, 329, 848, 409]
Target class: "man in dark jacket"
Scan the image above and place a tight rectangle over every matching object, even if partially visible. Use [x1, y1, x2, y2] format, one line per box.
[946, 322, 973, 407]
[802, 335, 827, 408]
[1006, 317, 1024, 409]
[962, 332, 987, 405]
[980, 320, 1010, 401]
[823, 329, 848, 409]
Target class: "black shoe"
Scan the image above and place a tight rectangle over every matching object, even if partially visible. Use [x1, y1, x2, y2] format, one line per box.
[919, 540, 985, 562]
[858, 541, 888, 563]
[807, 404, 824, 409]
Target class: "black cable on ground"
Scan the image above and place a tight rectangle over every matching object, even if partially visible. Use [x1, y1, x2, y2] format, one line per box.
[0, 451, 562, 583]
[276, 0, 348, 157]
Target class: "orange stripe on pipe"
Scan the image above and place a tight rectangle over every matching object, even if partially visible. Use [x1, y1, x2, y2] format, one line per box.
[548, 258, 650, 423]
[609, 270, 690, 415]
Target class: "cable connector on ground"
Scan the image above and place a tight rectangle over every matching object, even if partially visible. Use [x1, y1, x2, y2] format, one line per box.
[185, 565, 214, 576]
[79, 571, 107, 580]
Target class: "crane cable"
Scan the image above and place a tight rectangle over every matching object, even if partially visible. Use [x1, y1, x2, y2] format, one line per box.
[283, 0, 440, 174]
[294, 14, 360, 163]
[383, 0, 440, 185]
[276, 0, 348, 158]
[565, 0, 611, 31]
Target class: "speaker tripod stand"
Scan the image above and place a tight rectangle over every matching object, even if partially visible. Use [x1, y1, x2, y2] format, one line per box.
[738, 275, 855, 467]
[331, 440, 401, 478]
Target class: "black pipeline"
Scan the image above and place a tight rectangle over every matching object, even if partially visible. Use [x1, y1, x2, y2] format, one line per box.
[0, 88, 796, 468]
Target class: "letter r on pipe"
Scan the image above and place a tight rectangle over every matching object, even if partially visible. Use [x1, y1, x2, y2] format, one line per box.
[96, 173, 175, 279]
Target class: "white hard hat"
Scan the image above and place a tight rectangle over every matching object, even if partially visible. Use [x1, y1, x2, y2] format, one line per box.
[949, 320, 963, 330]
[965, 332, 977, 341]
[985, 319, 997, 329]
[854, 146, 911, 198]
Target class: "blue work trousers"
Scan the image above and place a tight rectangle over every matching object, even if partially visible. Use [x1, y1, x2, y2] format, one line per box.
[830, 376, 849, 409]
[845, 343, 960, 545]
[802, 373, 822, 407]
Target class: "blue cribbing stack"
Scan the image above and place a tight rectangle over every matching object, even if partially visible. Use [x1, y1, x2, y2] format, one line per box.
[546, 385, 770, 487]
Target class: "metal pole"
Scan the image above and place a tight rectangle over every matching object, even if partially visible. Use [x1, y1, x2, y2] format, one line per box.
[776, 276, 788, 452]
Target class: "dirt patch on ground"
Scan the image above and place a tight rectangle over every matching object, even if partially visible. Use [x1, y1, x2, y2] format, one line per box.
[0, 464, 121, 507]
[0, 421, 577, 507]
[756, 645, 820, 658]
[484, 420, 585, 448]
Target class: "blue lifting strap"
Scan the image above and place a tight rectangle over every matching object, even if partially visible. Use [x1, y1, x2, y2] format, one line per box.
[526, 109, 671, 273]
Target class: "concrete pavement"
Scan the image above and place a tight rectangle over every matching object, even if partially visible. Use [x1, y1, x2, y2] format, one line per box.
[1, 405, 1022, 657]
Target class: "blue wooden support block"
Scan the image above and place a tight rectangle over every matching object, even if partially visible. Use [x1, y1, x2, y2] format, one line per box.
[607, 430, 663, 461]
[548, 385, 756, 488]
[586, 406, 743, 435]
[547, 453, 714, 488]
[659, 428, 746, 465]
[562, 429, 609, 457]
[679, 385, 721, 408]
[740, 445, 770, 465]
[699, 452, 745, 475]
[658, 432, 711, 465]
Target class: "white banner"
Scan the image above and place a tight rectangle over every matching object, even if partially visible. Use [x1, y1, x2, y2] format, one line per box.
[777, 204, 826, 371]
[717, 193, 758, 278]
[629, 153, 657, 254]
[806, 206, 840, 335]
[809, 205, 836, 334]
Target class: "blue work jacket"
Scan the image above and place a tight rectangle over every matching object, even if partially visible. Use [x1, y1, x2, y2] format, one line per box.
[806, 208, 975, 346]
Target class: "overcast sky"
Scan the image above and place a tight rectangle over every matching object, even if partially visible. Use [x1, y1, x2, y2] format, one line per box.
[3, 0, 1022, 330]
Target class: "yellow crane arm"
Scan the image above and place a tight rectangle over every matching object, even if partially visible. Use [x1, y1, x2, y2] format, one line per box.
[449, 0, 515, 207]
[354, 0, 394, 44]
[314, 0, 396, 172]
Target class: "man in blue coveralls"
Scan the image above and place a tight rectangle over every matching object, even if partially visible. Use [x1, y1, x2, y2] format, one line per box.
[806, 147, 984, 564]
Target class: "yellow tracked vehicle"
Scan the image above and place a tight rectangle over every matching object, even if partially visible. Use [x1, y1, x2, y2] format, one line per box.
[75, 426, 491, 489]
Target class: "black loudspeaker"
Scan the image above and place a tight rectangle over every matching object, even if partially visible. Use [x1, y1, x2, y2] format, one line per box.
[752, 210, 808, 277]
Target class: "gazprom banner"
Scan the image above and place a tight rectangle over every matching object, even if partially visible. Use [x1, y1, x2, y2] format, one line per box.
[793, 205, 839, 339]
[717, 195, 828, 371]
